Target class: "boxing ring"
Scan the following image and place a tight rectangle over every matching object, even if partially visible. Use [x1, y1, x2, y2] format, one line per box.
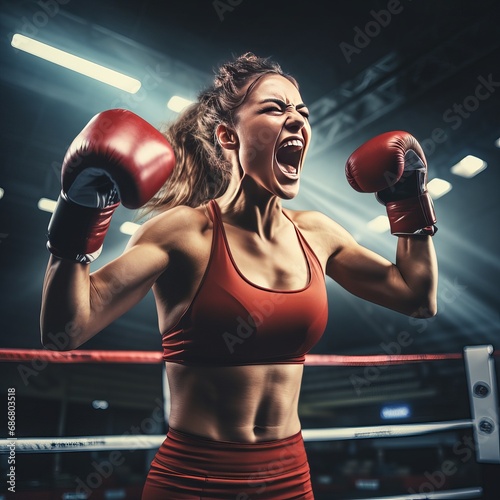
[1, 345, 499, 499]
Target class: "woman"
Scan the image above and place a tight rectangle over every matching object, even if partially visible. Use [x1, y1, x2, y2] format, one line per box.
[41, 53, 438, 499]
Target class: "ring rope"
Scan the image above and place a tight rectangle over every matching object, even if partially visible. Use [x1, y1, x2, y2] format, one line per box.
[0, 349, 486, 499]
[0, 419, 474, 454]
[349, 488, 482, 500]
[1, 348, 491, 365]
[0, 348, 163, 364]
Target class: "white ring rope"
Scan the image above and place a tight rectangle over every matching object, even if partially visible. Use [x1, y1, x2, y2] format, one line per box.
[301, 419, 473, 441]
[0, 419, 474, 454]
[0, 435, 164, 453]
[350, 487, 482, 499]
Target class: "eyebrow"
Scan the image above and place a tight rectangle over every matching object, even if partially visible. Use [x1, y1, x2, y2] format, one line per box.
[259, 97, 309, 110]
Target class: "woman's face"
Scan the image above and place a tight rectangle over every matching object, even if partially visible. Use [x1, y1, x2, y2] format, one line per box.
[231, 74, 311, 200]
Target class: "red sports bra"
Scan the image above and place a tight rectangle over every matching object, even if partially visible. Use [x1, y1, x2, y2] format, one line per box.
[161, 200, 328, 365]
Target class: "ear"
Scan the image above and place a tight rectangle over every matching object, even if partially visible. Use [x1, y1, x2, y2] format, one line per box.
[216, 124, 238, 150]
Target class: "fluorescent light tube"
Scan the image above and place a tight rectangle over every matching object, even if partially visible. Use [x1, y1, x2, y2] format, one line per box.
[450, 155, 487, 178]
[120, 221, 140, 235]
[427, 178, 452, 199]
[167, 96, 194, 113]
[11, 34, 141, 94]
[367, 215, 390, 233]
[38, 198, 57, 213]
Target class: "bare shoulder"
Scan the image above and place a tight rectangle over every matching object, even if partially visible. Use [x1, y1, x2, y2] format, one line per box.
[127, 205, 212, 254]
[284, 208, 352, 241]
[285, 208, 335, 230]
[283, 208, 356, 262]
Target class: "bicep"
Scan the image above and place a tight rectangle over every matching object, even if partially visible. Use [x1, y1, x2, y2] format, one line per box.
[328, 241, 394, 293]
[86, 233, 169, 335]
[325, 229, 412, 313]
[41, 236, 169, 350]
[302, 210, 429, 316]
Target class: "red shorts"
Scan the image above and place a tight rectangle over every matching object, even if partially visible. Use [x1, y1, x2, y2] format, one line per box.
[142, 428, 314, 499]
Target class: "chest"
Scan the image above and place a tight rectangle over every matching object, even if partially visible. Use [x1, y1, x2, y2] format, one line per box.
[180, 223, 329, 364]
[223, 223, 310, 291]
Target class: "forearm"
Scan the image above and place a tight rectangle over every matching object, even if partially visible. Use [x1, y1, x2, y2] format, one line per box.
[40, 255, 92, 350]
[395, 235, 438, 317]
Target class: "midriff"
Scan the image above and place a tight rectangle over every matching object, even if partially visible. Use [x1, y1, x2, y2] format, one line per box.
[165, 362, 304, 443]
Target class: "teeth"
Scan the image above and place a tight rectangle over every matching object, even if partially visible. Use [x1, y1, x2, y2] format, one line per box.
[281, 139, 303, 148]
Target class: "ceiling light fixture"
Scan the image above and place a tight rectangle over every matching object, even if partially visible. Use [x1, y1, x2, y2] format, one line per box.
[11, 34, 141, 94]
[38, 198, 57, 213]
[367, 215, 390, 233]
[427, 178, 452, 199]
[450, 155, 487, 178]
[167, 96, 194, 113]
[120, 221, 140, 235]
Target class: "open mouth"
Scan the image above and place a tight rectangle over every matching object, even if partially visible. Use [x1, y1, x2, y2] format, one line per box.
[275, 139, 303, 179]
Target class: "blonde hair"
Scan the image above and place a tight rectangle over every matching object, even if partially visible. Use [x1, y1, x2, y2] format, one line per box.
[141, 52, 298, 216]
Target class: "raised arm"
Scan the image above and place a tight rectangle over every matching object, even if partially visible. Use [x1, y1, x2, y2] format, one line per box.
[40, 109, 175, 350]
[326, 131, 438, 317]
[41, 220, 170, 350]
[325, 225, 437, 318]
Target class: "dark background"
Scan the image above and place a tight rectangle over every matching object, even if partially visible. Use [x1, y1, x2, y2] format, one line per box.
[1, 0, 499, 498]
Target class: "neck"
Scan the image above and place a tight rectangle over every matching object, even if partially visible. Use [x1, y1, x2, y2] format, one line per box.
[216, 173, 285, 240]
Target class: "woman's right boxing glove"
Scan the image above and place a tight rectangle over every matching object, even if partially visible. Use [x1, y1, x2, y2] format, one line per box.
[47, 109, 175, 263]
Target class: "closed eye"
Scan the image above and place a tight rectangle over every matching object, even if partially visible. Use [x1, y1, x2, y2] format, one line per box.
[259, 105, 310, 120]
[258, 98, 310, 119]
[298, 109, 310, 119]
[261, 106, 284, 114]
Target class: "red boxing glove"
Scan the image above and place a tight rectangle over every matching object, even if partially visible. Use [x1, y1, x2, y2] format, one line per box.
[47, 109, 175, 263]
[345, 131, 437, 236]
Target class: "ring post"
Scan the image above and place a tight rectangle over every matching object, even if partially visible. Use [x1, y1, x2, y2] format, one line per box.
[464, 345, 500, 463]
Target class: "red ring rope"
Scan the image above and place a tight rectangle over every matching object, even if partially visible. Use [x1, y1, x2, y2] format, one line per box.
[1, 348, 496, 365]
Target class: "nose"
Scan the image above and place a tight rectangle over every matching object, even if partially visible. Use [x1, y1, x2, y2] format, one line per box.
[285, 108, 306, 131]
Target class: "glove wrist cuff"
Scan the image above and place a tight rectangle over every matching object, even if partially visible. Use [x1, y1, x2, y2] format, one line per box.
[386, 192, 437, 236]
[46, 192, 119, 263]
